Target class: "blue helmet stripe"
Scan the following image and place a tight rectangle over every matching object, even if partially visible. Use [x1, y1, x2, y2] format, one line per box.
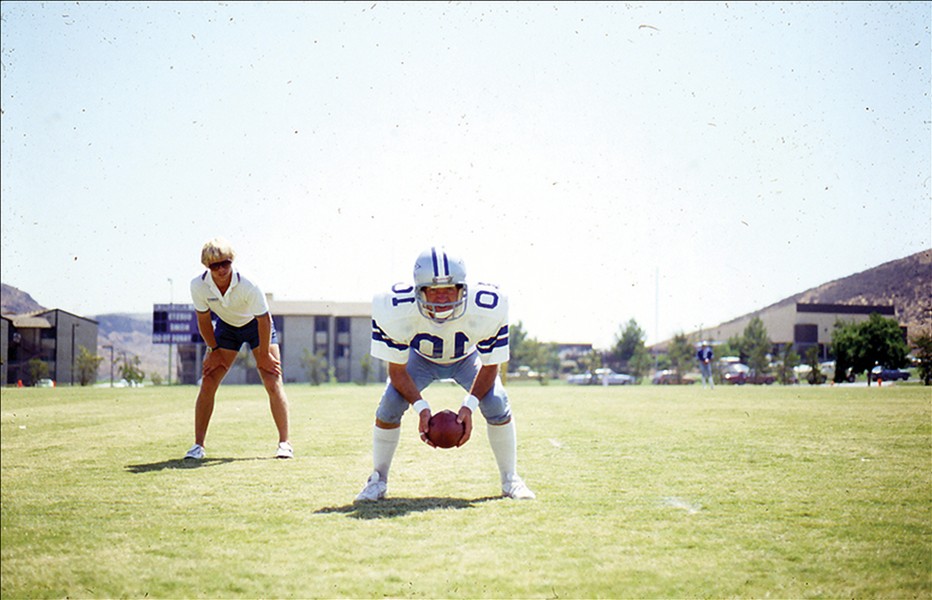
[430, 246, 452, 279]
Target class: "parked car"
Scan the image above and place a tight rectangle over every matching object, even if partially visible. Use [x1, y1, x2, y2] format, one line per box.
[746, 372, 776, 385]
[651, 370, 697, 385]
[819, 361, 856, 383]
[567, 372, 593, 385]
[870, 366, 909, 382]
[568, 368, 636, 385]
[721, 363, 776, 385]
[595, 368, 636, 385]
[721, 363, 750, 385]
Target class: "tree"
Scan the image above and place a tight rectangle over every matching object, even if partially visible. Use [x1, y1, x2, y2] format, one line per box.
[743, 317, 772, 376]
[668, 333, 694, 384]
[775, 344, 800, 385]
[628, 345, 653, 383]
[301, 349, 328, 386]
[119, 355, 145, 385]
[724, 334, 746, 363]
[832, 313, 910, 378]
[358, 354, 372, 385]
[581, 349, 603, 384]
[27, 358, 49, 386]
[508, 321, 532, 369]
[523, 339, 560, 384]
[508, 322, 559, 383]
[75, 346, 103, 386]
[910, 329, 932, 386]
[805, 346, 826, 385]
[611, 319, 646, 368]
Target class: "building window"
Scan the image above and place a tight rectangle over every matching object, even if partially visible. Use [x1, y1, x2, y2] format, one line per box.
[315, 316, 329, 333]
[794, 324, 818, 344]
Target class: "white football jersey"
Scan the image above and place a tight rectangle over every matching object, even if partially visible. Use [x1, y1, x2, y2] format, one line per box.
[371, 281, 510, 366]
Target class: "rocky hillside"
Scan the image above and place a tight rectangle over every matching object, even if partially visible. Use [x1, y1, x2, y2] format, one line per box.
[759, 249, 931, 335]
[0, 283, 45, 315]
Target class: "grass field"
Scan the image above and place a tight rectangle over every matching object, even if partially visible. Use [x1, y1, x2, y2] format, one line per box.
[1, 381, 930, 599]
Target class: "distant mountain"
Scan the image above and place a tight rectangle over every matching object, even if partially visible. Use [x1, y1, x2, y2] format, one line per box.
[748, 249, 931, 335]
[0, 283, 45, 315]
[92, 312, 171, 383]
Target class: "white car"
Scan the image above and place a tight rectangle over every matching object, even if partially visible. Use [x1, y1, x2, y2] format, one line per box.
[569, 368, 635, 385]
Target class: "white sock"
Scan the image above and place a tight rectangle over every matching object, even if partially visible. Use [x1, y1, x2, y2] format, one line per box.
[372, 426, 400, 482]
[487, 420, 518, 484]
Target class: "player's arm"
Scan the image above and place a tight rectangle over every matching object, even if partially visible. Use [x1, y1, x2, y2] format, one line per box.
[386, 362, 434, 446]
[196, 310, 217, 349]
[254, 312, 281, 376]
[469, 364, 498, 400]
[456, 363, 499, 447]
[196, 310, 224, 377]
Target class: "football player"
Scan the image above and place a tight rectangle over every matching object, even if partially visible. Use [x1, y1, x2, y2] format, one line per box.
[356, 247, 535, 501]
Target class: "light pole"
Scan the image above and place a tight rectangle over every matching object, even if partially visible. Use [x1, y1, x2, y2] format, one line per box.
[102, 344, 114, 387]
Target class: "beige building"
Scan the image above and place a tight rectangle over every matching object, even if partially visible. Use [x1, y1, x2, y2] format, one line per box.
[684, 302, 899, 360]
[175, 297, 385, 385]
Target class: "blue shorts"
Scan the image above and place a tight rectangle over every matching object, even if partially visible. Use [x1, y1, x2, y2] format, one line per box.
[375, 350, 511, 426]
[214, 317, 279, 351]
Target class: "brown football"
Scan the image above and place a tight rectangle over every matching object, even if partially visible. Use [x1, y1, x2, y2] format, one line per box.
[427, 410, 465, 449]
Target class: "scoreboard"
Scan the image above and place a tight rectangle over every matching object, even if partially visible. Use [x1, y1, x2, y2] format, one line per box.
[152, 304, 202, 344]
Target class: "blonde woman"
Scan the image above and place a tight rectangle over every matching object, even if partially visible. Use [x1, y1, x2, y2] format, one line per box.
[184, 238, 292, 460]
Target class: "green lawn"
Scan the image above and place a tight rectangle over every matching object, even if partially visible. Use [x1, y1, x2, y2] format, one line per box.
[2, 382, 929, 598]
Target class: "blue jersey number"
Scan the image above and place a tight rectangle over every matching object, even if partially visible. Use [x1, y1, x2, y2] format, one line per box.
[411, 330, 471, 360]
[391, 284, 416, 306]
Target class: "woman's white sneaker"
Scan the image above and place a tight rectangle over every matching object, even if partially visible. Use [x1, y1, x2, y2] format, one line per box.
[184, 444, 205, 460]
[275, 441, 294, 459]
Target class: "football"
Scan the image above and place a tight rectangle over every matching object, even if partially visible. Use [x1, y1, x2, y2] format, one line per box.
[427, 410, 465, 449]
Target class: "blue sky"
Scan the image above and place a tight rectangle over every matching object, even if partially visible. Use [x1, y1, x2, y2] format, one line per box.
[1, 1, 929, 348]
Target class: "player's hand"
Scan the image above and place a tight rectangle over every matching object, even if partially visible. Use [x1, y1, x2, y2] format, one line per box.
[202, 350, 223, 377]
[256, 351, 282, 376]
[456, 406, 473, 446]
[418, 406, 435, 447]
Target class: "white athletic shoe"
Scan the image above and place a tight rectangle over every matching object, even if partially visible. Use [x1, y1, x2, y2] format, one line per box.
[502, 475, 536, 500]
[275, 441, 294, 459]
[355, 472, 387, 502]
[184, 444, 205, 460]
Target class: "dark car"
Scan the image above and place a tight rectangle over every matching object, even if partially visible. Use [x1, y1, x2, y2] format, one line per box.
[870, 366, 909, 382]
[722, 363, 775, 385]
[651, 370, 697, 385]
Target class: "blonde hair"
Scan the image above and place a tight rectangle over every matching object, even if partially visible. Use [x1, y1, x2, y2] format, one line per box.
[200, 237, 236, 267]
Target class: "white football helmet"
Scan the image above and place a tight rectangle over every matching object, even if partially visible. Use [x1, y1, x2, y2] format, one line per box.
[413, 247, 468, 323]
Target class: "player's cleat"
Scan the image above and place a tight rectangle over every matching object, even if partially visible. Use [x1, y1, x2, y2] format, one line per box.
[184, 444, 205, 460]
[502, 475, 535, 500]
[355, 472, 387, 502]
[275, 441, 294, 459]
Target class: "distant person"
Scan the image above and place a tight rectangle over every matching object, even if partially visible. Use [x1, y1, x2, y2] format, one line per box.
[184, 238, 293, 460]
[355, 247, 534, 501]
[697, 341, 715, 389]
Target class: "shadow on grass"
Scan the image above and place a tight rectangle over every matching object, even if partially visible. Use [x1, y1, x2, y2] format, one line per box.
[124, 456, 275, 473]
[316, 495, 503, 519]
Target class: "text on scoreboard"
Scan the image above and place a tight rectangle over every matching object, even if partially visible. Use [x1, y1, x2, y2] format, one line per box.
[152, 304, 202, 344]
